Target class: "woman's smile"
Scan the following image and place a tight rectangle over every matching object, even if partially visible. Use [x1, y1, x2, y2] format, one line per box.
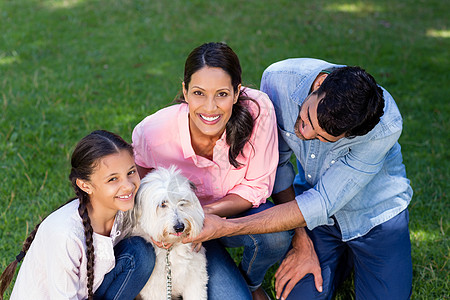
[199, 113, 221, 124]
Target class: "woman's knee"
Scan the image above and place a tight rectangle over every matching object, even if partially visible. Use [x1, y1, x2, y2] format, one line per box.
[248, 229, 294, 257]
[204, 240, 252, 299]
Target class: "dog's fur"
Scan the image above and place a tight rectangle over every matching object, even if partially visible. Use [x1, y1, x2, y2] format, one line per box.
[129, 166, 208, 300]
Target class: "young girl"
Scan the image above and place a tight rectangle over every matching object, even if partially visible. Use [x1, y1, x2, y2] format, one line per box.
[0, 130, 155, 300]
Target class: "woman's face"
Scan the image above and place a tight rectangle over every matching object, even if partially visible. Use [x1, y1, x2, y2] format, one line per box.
[77, 150, 140, 217]
[183, 66, 240, 140]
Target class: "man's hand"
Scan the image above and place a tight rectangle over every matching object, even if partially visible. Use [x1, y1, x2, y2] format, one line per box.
[275, 228, 322, 299]
[182, 213, 227, 243]
[150, 237, 173, 250]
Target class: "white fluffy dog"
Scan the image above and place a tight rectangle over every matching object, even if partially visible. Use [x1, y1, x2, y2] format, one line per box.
[130, 166, 208, 300]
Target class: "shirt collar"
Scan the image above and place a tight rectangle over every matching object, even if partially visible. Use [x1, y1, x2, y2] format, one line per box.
[178, 104, 196, 160]
[290, 62, 345, 106]
[178, 104, 229, 167]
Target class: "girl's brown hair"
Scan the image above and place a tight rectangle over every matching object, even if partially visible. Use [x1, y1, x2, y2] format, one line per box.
[0, 130, 133, 300]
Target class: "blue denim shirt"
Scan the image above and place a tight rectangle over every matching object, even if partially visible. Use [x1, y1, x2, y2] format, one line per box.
[261, 58, 412, 241]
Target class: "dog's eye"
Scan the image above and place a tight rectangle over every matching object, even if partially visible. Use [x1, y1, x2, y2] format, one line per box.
[160, 201, 167, 208]
[178, 200, 189, 207]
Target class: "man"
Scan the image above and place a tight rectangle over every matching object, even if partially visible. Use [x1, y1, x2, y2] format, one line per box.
[184, 58, 413, 300]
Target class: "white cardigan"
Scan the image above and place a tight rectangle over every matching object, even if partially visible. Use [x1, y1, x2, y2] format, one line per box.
[11, 199, 125, 300]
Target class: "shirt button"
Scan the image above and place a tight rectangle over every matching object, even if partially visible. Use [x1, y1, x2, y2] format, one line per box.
[286, 133, 291, 137]
[307, 174, 312, 178]
[310, 154, 316, 159]
[331, 160, 335, 164]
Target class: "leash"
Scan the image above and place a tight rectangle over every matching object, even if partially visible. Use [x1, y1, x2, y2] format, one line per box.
[165, 246, 173, 300]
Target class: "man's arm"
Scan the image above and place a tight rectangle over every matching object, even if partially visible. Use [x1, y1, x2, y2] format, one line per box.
[183, 200, 305, 243]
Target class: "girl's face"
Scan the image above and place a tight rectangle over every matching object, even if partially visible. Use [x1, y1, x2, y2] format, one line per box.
[183, 66, 240, 141]
[79, 150, 140, 216]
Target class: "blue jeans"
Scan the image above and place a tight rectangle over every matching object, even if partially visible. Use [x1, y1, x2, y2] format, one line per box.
[205, 201, 294, 299]
[94, 236, 155, 300]
[286, 209, 412, 300]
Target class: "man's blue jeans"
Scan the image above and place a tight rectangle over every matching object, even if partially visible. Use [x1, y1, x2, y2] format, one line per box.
[286, 209, 412, 299]
[94, 236, 155, 300]
[205, 201, 294, 299]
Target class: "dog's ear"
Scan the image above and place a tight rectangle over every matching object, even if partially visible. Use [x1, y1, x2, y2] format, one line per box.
[122, 195, 141, 230]
[130, 198, 141, 226]
[121, 210, 133, 232]
[188, 180, 197, 192]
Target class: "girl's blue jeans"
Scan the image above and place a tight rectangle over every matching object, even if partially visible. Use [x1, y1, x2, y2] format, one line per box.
[205, 201, 294, 299]
[94, 236, 155, 300]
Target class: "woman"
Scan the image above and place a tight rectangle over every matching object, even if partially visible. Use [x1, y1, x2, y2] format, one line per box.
[132, 42, 293, 300]
[0, 130, 154, 300]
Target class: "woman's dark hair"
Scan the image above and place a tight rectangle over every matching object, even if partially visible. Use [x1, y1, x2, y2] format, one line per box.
[316, 66, 385, 138]
[0, 130, 133, 300]
[177, 42, 259, 168]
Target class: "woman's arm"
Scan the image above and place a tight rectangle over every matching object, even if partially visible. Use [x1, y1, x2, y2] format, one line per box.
[136, 164, 153, 179]
[202, 193, 253, 217]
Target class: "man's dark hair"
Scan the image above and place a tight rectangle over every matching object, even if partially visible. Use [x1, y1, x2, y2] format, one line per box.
[316, 66, 385, 138]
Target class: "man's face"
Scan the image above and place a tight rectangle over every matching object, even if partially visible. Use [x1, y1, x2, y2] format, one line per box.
[294, 91, 345, 143]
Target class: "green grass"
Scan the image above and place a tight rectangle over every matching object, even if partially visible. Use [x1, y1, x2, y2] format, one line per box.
[0, 0, 448, 299]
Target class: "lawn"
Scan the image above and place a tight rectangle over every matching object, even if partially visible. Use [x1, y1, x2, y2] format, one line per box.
[0, 0, 448, 299]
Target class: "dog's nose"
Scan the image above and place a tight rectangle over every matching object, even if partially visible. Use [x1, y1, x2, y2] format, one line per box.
[174, 222, 185, 233]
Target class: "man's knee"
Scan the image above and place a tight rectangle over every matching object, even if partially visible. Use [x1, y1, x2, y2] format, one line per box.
[286, 267, 333, 300]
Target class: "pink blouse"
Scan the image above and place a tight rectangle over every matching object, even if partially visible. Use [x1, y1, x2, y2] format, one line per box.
[132, 87, 278, 207]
